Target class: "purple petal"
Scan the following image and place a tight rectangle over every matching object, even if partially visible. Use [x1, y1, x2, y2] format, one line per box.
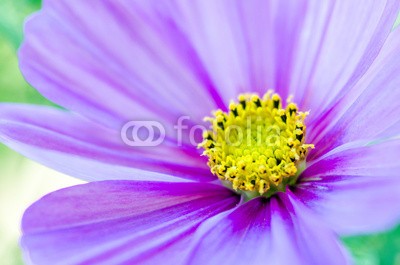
[166, 0, 309, 100]
[20, 0, 226, 130]
[296, 139, 400, 235]
[292, 0, 400, 115]
[307, 27, 400, 160]
[0, 104, 214, 182]
[165, 1, 399, 110]
[21, 0, 399, 130]
[22, 181, 239, 265]
[19, 0, 310, 124]
[186, 192, 350, 265]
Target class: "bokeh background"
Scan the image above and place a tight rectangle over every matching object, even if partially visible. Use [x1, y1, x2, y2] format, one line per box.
[1, 1, 400, 264]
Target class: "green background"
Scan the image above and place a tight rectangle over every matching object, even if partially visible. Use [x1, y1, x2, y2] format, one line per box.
[1, 1, 400, 264]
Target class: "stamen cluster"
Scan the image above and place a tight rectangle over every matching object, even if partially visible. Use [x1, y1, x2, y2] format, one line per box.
[199, 92, 314, 195]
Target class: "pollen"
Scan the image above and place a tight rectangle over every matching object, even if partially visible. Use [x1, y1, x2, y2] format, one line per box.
[199, 91, 314, 196]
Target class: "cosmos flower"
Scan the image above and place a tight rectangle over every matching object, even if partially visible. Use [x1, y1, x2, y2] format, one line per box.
[1, 0, 400, 264]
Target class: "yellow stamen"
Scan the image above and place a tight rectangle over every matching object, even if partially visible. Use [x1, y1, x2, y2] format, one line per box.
[199, 92, 314, 195]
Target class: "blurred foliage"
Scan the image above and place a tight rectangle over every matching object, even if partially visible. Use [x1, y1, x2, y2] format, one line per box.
[0, 0, 52, 105]
[396, 13, 400, 28]
[0, 0, 41, 48]
[344, 226, 400, 265]
[0, 1, 400, 264]
[0, 1, 64, 265]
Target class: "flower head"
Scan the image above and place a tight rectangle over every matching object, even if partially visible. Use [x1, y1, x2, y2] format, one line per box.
[1, 1, 400, 264]
[200, 92, 314, 195]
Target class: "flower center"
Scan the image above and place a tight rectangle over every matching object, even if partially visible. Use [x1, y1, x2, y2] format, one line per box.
[199, 92, 314, 197]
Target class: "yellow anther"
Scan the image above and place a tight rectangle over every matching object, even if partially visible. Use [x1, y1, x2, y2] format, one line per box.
[199, 92, 314, 195]
[238, 94, 247, 102]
